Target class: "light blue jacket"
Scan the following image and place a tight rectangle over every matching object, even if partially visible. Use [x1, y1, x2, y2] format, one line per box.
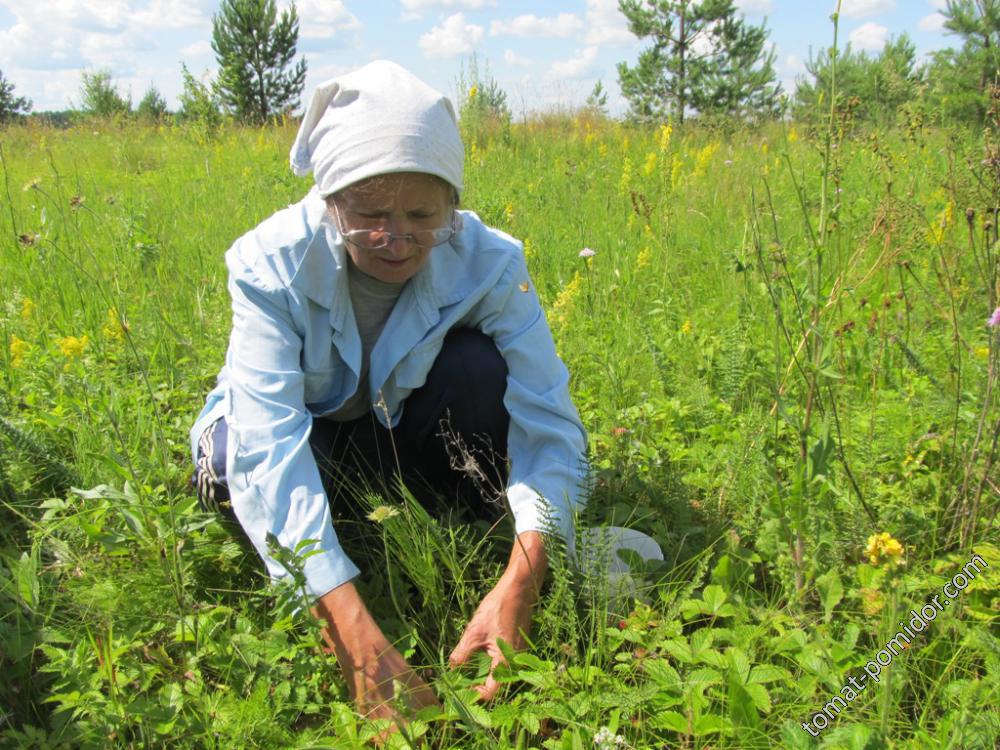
[189, 188, 588, 599]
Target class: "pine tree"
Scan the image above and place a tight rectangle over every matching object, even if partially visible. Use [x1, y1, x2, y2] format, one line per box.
[0, 69, 31, 124]
[795, 36, 920, 126]
[137, 84, 169, 122]
[616, 0, 779, 123]
[211, 0, 307, 124]
[925, 0, 1000, 123]
[79, 70, 131, 118]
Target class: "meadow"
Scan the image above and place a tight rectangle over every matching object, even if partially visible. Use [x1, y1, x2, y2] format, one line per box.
[1, 107, 998, 749]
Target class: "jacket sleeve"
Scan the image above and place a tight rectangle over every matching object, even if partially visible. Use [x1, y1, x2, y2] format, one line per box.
[473, 249, 589, 549]
[224, 247, 360, 600]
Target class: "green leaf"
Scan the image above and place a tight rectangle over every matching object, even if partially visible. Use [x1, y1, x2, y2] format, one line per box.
[650, 710, 688, 732]
[816, 570, 843, 621]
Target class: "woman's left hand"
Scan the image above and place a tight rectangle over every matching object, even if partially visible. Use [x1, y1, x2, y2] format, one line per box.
[448, 530, 548, 701]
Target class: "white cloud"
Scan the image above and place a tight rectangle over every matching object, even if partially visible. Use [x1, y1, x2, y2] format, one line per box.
[490, 13, 582, 38]
[736, 0, 774, 15]
[180, 40, 213, 59]
[918, 12, 946, 31]
[292, 0, 362, 39]
[584, 0, 635, 46]
[400, 0, 495, 20]
[849, 22, 889, 51]
[927, 0, 947, 9]
[549, 46, 599, 79]
[839, 0, 895, 19]
[418, 13, 484, 59]
[504, 49, 533, 67]
[131, 0, 209, 30]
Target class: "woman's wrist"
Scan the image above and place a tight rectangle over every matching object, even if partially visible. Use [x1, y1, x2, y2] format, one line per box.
[502, 531, 548, 593]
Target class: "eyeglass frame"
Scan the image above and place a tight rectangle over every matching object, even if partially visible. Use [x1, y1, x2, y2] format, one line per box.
[329, 201, 464, 251]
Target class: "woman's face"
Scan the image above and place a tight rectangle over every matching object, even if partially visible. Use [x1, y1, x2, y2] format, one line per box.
[328, 172, 454, 284]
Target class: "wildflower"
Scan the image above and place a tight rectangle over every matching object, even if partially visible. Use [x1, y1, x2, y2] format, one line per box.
[504, 202, 514, 222]
[692, 141, 719, 177]
[598, 142, 608, 159]
[468, 84, 478, 99]
[69, 195, 84, 209]
[102, 308, 126, 341]
[680, 319, 693, 335]
[21, 177, 41, 192]
[987, 307, 1000, 327]
[20, 297, 35, 320]
[18, 233, 39, 247]
[788, 126, 799, 143]
[670, 154, 683, 188]
[658, 123, 673, 152]
[724, 159, 733, 166]
[579, 247, 596, 259]
[642, 151, 657, 177]
[56, 334, 89, 359]
[593, 726, 627, 749]
[611, 426, 629, 437]
[619, 156, 633, 195]
[865, 532, 905, 567]
[550, 271, 583, 327]
[367, 505, 401, 523]
[859, 586, 885, 616]
[10, 335, 28, 367]
[636, 247, 651, 270]
[975, 346, 990, 359]
[523, 238, 533, 259]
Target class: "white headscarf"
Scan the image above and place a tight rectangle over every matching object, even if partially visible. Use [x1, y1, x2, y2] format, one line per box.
[289, 60, 464, 198]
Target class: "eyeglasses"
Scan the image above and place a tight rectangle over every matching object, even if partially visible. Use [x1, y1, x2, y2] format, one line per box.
[332, 204, 463, 251]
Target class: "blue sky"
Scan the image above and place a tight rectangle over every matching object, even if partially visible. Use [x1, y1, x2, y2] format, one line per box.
[0, 0, 955, 115]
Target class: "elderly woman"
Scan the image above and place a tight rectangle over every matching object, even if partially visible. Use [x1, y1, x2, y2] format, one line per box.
[189, 60, 588, 719]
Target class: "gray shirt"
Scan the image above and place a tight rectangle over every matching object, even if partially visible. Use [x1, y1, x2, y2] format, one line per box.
[326, 260, 405, 421]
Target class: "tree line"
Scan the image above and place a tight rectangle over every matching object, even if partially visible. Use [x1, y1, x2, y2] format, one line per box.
[2, 0, 1000, 128]
[0, 0, 305, 126]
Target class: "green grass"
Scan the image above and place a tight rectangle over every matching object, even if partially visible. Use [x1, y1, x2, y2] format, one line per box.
[0, 112, 998, 749]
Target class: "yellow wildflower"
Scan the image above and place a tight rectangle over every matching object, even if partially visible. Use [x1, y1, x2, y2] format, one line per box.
[692, 141, 719, 178]
[367, 505, 401, 523]
[859, 586, 885, 616]
[658, 123, 673, 152]
[550, 272, 583, 328]
[643, 151, 657, 177]
[20, 297, 35, 320]
[57, 334, 89, 359]
[865, 532, 905, 567]
[622, 135, 630, 152]
[788, 126, 799, 144]
[975, 346, 990, 359]
[523, 238, 533, 259]
[670, 154, 683, 188]
[680, 319, 693, 335]
[468, 84, 478, 99]
[102, 308, 125, 341]
[619, 156, 633, 195]
[598, 142, 608, 159]
[504, 202, 514, 222]
[636, 247, 652, 270]
[10, 335, 28, 367]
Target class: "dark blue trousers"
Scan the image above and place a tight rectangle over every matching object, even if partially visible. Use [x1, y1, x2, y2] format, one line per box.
[193, 328, 510, 525]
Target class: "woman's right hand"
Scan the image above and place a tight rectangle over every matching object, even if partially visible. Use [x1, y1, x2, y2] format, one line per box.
[314, 581, 440, 720]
